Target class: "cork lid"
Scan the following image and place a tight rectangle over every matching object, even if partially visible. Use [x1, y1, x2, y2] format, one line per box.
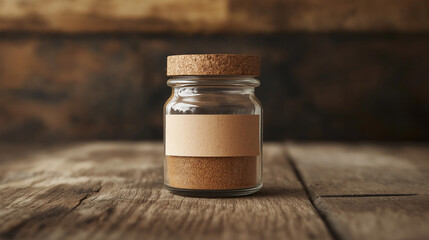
[167, 54, 260, 76]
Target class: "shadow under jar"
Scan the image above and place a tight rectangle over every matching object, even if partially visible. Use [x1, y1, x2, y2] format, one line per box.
[164, 54, 263, 197]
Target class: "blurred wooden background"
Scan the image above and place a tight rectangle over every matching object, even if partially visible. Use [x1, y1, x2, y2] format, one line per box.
[0, 0, 428, 142]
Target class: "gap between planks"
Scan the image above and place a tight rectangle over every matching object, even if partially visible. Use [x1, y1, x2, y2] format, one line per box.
[282, 144, 342, 240]
[283, 143, 425, 240]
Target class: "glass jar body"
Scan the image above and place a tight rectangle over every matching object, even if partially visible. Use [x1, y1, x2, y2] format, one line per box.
[164, 76, 262, 197]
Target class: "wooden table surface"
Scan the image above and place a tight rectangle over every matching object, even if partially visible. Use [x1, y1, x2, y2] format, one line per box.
[0, 142, 428, 240]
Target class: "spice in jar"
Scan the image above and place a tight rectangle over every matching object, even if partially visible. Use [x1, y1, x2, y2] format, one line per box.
[164, 54, 262, 197]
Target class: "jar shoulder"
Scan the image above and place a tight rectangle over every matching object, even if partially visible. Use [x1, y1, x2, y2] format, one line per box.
[164, 94, 262, 115]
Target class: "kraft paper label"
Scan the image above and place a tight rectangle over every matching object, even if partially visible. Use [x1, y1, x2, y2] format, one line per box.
[165, 114, 260, 157]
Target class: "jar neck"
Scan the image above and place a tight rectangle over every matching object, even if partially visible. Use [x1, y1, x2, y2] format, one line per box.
[167, 76, 260, 88]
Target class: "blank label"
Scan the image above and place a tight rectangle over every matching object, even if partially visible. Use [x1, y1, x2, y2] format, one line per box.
[165, 114, 260, 157]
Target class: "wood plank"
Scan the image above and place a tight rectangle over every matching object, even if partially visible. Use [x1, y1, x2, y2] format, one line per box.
[287, 143, 429, 196]
[0, 142, 333, 240]
[0, 0, 428, 33]
[316, 195, 429, 240]
[287, 142, 429, 240]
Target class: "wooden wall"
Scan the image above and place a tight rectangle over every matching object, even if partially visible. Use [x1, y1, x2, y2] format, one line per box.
[0, 0, 428, 142]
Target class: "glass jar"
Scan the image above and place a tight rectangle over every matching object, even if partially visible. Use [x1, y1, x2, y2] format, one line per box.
[164, 54, 262, 197]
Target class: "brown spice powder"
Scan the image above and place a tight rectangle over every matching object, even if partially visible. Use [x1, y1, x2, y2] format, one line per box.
[166, 156, 258, 190]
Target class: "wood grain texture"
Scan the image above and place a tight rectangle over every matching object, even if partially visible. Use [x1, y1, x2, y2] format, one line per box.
[0, 143, 332, 240]
[287, 143, 429, 196]
[315, 195, 429, 240]
[0, 0, 428, 33]
[287, 142, 429, 240]
[1, 34, 428, 142]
